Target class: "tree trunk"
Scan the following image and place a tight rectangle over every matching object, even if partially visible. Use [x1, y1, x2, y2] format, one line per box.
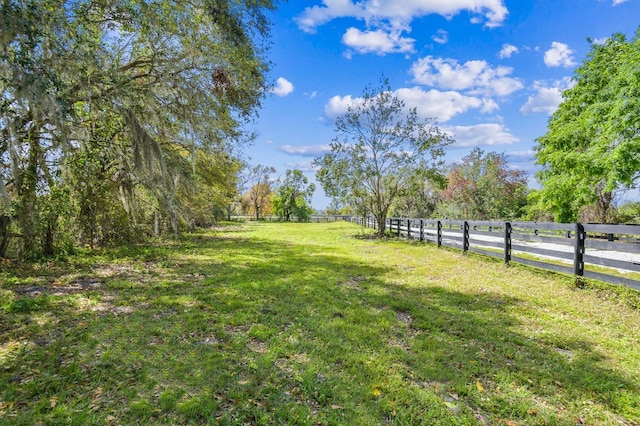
[42, 222, 54, 256]
[597, 191, 613, 223]
[18, 127, 41, 256]
[375, 212, 387, 235]
[0, 215, 11, 258]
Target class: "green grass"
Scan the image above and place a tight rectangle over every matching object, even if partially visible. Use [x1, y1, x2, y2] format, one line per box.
[1, 221, 639, 425]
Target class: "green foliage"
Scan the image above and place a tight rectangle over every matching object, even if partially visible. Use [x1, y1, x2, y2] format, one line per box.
[242, 165, 276, 220]
[535, 29, 640, 222]
[272, 169, 315, 221]
[314, 77, 451, 234]
[521, 189, 555, 222]
[0, 0, 278, 257]
[617, 201, 640, 224]
[438, 148, 528, 220]
[391, 178, 444, 218]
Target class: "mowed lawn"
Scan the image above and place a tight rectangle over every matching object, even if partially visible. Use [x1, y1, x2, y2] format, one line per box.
[1, 221, 639, 425]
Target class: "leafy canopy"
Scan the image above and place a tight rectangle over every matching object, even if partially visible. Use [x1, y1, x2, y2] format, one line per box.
[439, 148, 528, 220]
[314, 77, 451, 235]
[272, 169, 315, 221]
[535, 29, 640, 222]
[0, 0, 278, 256]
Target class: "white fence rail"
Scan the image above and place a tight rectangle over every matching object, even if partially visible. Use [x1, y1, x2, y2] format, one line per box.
[352, 217, 640, 291]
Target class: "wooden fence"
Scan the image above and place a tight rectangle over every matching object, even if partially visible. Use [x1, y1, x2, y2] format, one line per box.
[351, 217, 640, 291]
[232, 215, 351, 223]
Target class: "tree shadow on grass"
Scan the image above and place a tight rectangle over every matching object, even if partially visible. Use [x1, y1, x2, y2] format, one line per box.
[0, 231, 637, 424]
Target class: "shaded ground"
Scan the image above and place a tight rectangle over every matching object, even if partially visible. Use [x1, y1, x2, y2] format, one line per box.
[1, 222, 639, 425]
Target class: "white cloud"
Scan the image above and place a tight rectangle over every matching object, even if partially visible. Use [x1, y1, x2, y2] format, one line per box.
[285, 161, 319, 172]
[445, 123, 519, 147]
[342, 25, 415, 55]
[480, 98, 500, 113]
[294, 0, 362, 33]
[325, 95, 361, 119]
[543, 42, 576, 68]
[295, 0, 509, 33]
[432, 29, 448, 44]
[271, 77, 294, 96]
[498, 43, 518, 59]
[295, 1, 507, 57]
[305, 91, 318, 99]
[325, 87, 497, 123]
[280, 144, 332, 157]
[396, 87, 488, 122]
[612, 0, 630, 5]
[410, 56, 523, 97]
[520, 78, 573, 115]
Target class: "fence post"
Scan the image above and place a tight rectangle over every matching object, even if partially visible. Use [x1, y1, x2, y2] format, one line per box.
[437, 220, 442, 247]
[419, 219, 424, 242]
[463, 221, 470, 253]
[396, 219, 401, 237]
[407, 219, 412, 239]
[504, 222, 511, 264]
[574, 223, 585, 276]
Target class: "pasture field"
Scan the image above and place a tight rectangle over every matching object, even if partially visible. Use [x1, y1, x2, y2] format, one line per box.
[1, 221, 639, 425]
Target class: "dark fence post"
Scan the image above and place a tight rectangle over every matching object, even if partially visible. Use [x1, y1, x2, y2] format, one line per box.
[463, 221, 470, 253]
[437, 221, 442, 247]
[407, 219, 412, 239]
[396, 219, 401, 236]
[504, 222, 511, 264]
[574, 223, 585, 276]
[419, 219, 424, 242]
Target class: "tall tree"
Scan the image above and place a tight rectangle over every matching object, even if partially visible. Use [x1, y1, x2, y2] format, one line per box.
[438, 148, 528, 220]
[535, 30, 640, 223]
[243, 165, 275, 220]
[314, 77, 451, 235]
[272, 169, 315, 221]
[0, 0, 278, 256]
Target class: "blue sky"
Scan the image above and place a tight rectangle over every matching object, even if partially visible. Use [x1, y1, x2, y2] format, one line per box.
[247, 0, 639, 210]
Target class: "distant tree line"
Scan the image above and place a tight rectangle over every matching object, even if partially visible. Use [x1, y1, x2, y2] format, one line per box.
[317, 29, 640, 232]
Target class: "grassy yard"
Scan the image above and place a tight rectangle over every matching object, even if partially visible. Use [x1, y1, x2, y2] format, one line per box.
[1, 221, 639, 425]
